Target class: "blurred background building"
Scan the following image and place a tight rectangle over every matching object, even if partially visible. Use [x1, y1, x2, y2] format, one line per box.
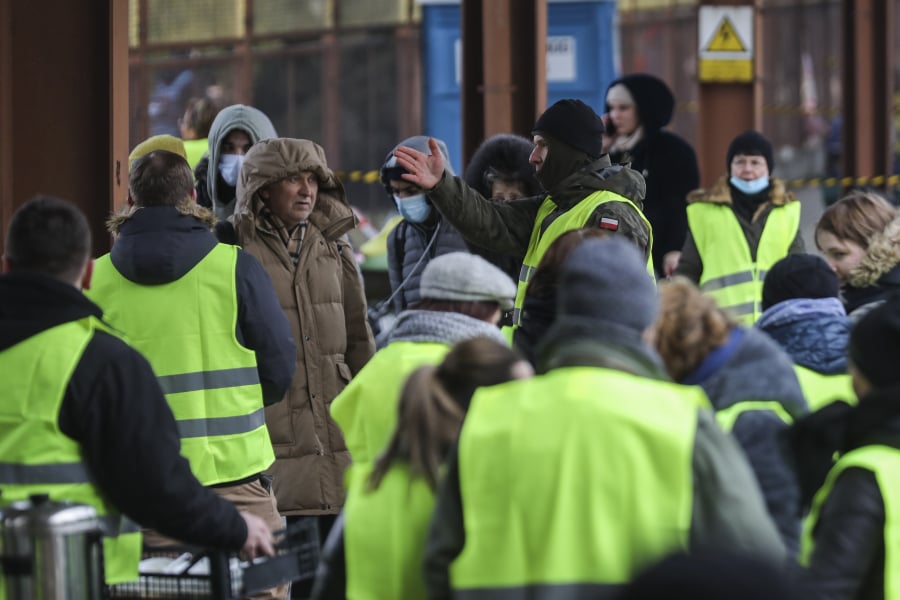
[126, 0, 898, 223]
[1, 0, 896, 254]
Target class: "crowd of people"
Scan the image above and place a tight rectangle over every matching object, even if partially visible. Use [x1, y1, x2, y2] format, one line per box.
[3, 74, 900, 600]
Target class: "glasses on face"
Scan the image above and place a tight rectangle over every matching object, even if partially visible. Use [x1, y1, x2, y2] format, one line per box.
[731, 156, 767, 170]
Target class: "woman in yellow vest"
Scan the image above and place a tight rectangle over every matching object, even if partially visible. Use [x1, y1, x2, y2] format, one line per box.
[310, 338, 532, 600]
[673, 131, 804, 325]
[331, 251, 516, 466]
[757, 253, 855, 410]
[791, 300, 900, 598]
[652, 277, 808, 556]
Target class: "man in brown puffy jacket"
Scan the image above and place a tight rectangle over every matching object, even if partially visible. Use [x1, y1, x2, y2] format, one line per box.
[221, 137, 375, 597]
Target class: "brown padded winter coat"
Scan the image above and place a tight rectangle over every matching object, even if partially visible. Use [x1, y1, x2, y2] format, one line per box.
[234, 138, 375, 516]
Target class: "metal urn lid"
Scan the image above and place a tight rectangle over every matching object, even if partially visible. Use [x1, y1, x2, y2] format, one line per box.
[24, 494, 100, 536]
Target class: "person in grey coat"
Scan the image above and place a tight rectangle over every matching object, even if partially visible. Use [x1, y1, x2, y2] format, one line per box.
[652, 277, 809, 556]
[380, 135, 469, 315]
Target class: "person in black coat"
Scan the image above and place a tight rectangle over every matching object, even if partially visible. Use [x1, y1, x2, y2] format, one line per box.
[604, 73, 700, 277]
[787, 296, 900, 599]
[0, 195, 275, 561]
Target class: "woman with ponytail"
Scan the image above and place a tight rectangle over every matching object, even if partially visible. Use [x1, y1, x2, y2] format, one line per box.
[311, 337, 532, 599]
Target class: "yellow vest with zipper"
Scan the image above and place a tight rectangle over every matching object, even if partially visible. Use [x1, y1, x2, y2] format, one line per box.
[0, 318, 141, 584]
[688, 201, 800, 326]
[87, 244, 274, 486]
[451, 367, 706, 597]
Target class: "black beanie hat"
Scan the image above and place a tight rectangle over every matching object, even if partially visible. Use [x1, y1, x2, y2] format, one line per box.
[726, 130, 774, 173]
[532, 99, 605, 159]
[848, 296, 900, 389]
[762, 254, 840, 310]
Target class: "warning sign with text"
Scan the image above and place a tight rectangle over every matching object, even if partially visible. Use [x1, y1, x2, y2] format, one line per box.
[698, 6, 754, 83]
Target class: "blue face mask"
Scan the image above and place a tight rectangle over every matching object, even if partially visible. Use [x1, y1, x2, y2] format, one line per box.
[218, 153, 245, 187]
[394, 193, 432, 223]
[729, 175, 770, 195]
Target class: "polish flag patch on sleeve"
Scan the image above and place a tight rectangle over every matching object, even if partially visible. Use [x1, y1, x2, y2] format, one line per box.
[599, 217, 619, 231]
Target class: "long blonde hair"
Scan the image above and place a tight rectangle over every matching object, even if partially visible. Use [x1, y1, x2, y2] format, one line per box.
[368, 337, 525, 491]
[653, 277, 736, 382]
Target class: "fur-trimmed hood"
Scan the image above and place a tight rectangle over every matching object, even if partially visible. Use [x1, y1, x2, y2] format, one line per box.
[687, 175, 795, 208]
[234, 137, 355, 241]
[106, 200, 216, 234]
[462, 133, 541, 198]
[846, 214, 900, 288]
[687, 175, 796, 223]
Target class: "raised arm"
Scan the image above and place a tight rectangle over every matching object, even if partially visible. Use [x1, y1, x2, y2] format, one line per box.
[395, 138, 541, 257]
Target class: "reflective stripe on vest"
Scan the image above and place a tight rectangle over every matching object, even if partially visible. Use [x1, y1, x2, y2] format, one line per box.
[0, 318, 140, 584]
[344, 463, 436, 599]
[88, 244, 274, 486]
[451, 367, 703, 594]
[688, 201, 800, 326]
[793, 365, 857, 411]
[512, 192, 654, 327]
[331, 341, 450, 465]
[800, 444, 900, 598]
[714, 400, 793, 433]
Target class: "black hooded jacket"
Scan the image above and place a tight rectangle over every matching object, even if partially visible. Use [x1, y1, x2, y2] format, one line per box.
[605, 74, 700, 274]
[0, 272, 247, 550]
[785, 392, 900, 600]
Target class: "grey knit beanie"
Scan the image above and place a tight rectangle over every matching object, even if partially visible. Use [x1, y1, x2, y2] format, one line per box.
[557, 237, 658, 332]
[419, 252, 516, 310]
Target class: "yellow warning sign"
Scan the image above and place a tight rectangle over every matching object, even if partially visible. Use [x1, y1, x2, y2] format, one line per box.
[698, 6, 754, 83]
[704, 17, 746, 53]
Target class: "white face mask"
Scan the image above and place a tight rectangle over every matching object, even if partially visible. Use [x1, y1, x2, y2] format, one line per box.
[218, 154, 245, 187]
[729, 175, 770, 195]
[393, 193, 432, 223]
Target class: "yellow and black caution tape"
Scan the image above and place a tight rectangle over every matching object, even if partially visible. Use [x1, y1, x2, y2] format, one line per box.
[334, 170, 382, 184]
[785, 174, 900, 189]
[333, 168, 900, 190]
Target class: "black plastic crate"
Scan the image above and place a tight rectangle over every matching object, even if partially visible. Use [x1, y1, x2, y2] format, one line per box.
[106, 518, 319, 599]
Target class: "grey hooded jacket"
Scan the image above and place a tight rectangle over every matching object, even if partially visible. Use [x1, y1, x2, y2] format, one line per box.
[205, 104, 277, 221]
[382, 136, 469, 313]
